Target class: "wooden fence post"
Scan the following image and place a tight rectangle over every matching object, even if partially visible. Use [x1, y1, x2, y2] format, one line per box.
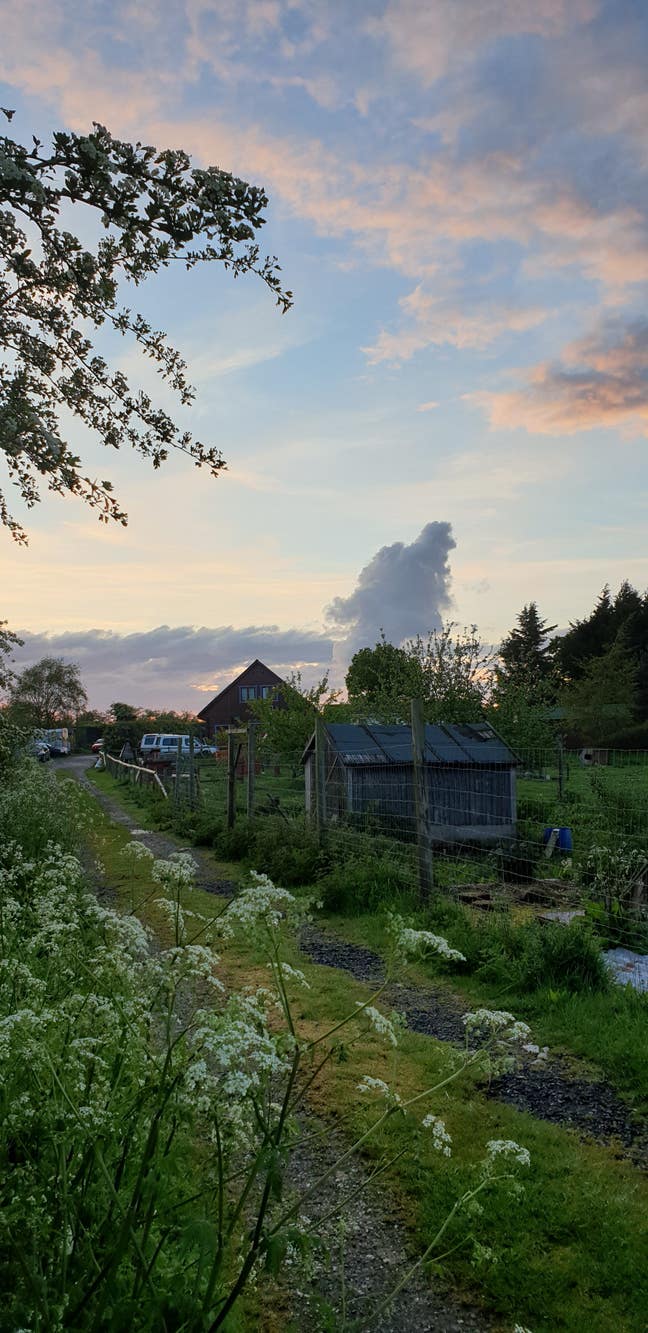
[314, 715, 327, 841]
[174, 737, 182, 805]
[411, 698, 434, 900]
[188, 733, 196, 809]
[227, 730, 237, 829]
[246, 721, 256, 819]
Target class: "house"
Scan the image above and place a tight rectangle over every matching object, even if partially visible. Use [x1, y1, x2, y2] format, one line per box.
[302, 721, 518, 844]
[197, 660, 284, 734]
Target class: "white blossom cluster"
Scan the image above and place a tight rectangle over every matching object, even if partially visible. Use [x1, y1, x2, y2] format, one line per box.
[422, 1113, 453, 1156]
[152, 850, 198, 891]
[486, 1140, 531, 1169]
[357, 1003, 400, 1046]
[218, 870, 302, 940]
[387, 913, 466, 963]
[462, 1008, 533, 1077]
[122, 838, 154, 865]
[269, 961, 311, 990]
[356, 1075, 401, 1105]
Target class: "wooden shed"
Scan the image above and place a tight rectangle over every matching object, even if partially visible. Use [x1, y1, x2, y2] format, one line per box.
[302, 721, 518, 844]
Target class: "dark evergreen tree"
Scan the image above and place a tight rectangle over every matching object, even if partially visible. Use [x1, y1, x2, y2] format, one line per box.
[498, 603, 557, 689]
[555, 582, 648, 721]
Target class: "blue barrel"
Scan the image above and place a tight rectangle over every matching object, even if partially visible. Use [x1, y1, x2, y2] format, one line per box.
[543, 826, 573, 852]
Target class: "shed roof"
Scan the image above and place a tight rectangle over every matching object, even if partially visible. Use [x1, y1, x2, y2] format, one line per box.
[303, 721, 517, 767]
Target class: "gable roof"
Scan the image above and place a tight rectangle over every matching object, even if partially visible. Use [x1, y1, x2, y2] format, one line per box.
[197, 660, 284, 720]
[302, 721, 517, 767]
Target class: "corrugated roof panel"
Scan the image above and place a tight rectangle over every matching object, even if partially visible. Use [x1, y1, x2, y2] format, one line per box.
[320, 721, 516, 767]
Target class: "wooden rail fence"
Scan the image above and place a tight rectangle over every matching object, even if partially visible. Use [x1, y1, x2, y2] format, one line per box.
[103, 753, 169, 798]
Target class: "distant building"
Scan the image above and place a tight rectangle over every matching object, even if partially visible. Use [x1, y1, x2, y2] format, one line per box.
[197, 660, 284, 734]
[302, 721, 518, 844]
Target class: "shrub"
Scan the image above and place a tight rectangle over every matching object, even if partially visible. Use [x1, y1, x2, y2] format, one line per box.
[478, 919, 609, 993]
[250, 817, 326, 886]
[320, 852, 416, 914]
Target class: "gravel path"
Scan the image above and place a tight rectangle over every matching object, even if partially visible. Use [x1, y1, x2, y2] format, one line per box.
[283, 1114, 490, 1332]
[63, 756, 236, 898]
[65, 759, 492, 1331]
[66, 761, 647, 1168]
[300, 924, 648, 1166]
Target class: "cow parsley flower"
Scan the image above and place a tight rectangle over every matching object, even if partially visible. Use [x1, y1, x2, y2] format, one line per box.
[357, 1003, 399, 1046]
[268, 962, 311, 989]
[422, 1114, 452, 1156]
[218, 871, 300, 939]
[486, 1140, 531, 1168]
[388, 914, 465, 963]
[356, 1075, 401, 1105]
[122, 840, 154, 864]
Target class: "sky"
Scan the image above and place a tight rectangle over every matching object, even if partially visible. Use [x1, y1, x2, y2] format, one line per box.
[2, 0, 648, 709]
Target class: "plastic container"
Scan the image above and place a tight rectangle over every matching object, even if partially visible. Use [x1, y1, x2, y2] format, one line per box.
[543, 826, 573, 853]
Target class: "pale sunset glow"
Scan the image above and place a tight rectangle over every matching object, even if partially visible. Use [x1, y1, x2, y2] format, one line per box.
[2, 0, 647, 707]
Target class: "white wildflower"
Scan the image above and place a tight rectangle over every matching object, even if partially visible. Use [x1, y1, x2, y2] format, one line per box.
[268, 962, 311, 990]
[422, 1113, 452, 1156]
[218, 871, 299, 939]
[388, 914, 465, 963]
[356, 1075, 401, 1104]
[357, 1004, 399, 1046]
[122, 840, 154, 864]
[486, 1140, 531, 1168]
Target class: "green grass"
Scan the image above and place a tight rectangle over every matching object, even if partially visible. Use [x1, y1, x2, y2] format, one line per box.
[91, 767, 648, 1110]
[79, 772, 648, 1333]
[325, 909, 648, 1114]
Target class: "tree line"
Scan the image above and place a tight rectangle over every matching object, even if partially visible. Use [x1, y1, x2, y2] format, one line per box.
[249, 582, 648, 756]
[2, 579, 646, 755]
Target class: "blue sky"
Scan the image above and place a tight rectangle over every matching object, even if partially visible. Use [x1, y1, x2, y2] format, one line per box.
[1, 0, 648, 707]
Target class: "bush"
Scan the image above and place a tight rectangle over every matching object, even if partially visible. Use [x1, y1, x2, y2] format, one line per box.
[250, 817, 326, 886]
[320, 852, 416, 914]
[478, 919, 609, 993]
[416, 895, 609, 994]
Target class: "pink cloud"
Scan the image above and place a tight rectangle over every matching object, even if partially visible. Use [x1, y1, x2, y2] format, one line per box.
[364, 288, 546, 364]
[367, 0, 598, 87]
[476, 318, 648, 437]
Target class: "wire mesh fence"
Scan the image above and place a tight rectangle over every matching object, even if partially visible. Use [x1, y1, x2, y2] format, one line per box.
[132, 720, 648, 961]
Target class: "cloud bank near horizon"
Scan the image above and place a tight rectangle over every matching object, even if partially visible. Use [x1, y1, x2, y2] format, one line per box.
[9, 522, 457, 708]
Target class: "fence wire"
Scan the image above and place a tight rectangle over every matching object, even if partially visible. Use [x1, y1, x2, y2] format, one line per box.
[146, 732, 648, 957]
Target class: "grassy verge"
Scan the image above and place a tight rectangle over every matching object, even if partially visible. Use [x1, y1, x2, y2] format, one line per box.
[90, 768, 648, 1111]
[322, 909, 648, 1115]
[83, 771, 648, 1333]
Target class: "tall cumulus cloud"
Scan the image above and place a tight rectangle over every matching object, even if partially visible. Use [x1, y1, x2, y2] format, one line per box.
[325, 521, 456, 661]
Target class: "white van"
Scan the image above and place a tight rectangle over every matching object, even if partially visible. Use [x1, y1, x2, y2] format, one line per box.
[139, 734, 161, 761]
[147, 734, 204, 762]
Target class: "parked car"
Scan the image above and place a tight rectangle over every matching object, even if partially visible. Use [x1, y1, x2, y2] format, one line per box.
[39, 727, 71, 756]
[91, 737, 105, 753]
[139, 734, 161, 761]
[145, 734, 206, 762]
[27, 739, 51, 763]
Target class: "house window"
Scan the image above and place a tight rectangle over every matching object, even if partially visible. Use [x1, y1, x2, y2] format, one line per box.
[261, 686, 272, 699]
[239, 685, 258, 702]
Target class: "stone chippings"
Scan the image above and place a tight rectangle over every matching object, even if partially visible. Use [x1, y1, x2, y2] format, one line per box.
[284, 1114, 490, 1332]
[299, 925, 648, 1168]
